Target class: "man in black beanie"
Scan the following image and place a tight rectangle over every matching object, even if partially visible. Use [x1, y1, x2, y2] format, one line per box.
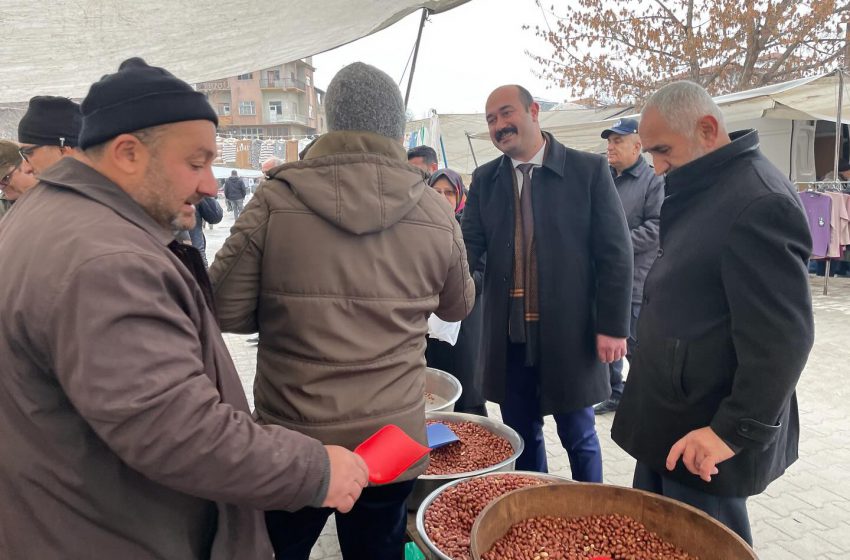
[0, 57, 367, 560]
[17, 95, 82, 177]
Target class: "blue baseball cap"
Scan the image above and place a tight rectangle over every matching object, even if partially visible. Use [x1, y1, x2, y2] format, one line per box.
[601, 118, 639, 139]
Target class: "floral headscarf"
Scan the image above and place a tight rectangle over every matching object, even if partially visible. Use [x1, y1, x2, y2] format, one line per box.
[428, 168, 467, 214]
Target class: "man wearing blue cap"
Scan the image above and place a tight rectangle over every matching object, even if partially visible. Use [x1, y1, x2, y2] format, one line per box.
[593, 118, 665, 415]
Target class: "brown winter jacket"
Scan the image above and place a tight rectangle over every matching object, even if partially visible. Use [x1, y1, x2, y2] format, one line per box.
[209, 131, 475, 481]
[0, 159, 329, 559]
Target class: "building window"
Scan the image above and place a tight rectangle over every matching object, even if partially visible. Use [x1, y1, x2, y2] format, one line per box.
[308, 105, 314, 118]
[305, 76, 312, 87]
[219, 103, 230, 116]
[269, 101, 282, 118]
[237, 73, 253, 80]
[239, 101, 256, 115]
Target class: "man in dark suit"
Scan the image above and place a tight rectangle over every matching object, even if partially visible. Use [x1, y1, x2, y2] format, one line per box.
[461, 85, 633, 480]
[612, 81, 814, 544]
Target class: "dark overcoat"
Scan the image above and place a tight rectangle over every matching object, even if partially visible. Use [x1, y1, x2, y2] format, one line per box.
[461, 132, 633, 414]
[612, 130, 814, 497]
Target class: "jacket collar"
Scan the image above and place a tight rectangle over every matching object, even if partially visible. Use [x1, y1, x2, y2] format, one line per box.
[494, 131, 567, 180]
[37, 157, 174, 246]
[611, 155, 649, 179]
[665, 129, 760, 197]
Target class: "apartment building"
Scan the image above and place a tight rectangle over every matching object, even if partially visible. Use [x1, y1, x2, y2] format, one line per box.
[196, 57, 325, 139]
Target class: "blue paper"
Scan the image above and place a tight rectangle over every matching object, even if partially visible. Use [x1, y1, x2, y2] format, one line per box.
[427, 423, 460, 449]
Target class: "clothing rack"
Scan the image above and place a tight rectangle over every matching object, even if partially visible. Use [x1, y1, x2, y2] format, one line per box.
[801, 181, 849, 294]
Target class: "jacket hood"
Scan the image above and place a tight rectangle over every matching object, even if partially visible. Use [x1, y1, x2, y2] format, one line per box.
[270, 130, 427, 235]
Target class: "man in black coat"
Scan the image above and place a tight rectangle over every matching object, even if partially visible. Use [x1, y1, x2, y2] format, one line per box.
[462, 85, 633, 480]
[188, 196, 223, 267]
[223, 170, 247, 219]
[594, 118, 665, 415]
[612, 81, 814, 544]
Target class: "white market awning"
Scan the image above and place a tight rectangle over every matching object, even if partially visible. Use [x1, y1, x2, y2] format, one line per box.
[212, 166, 263, 180]
[408, 105, 633, 175]
[0, 0, 469, 103]
[503, 70, 850, 154]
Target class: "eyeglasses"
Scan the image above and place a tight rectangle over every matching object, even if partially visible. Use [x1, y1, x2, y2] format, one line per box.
[1, 163, 21, 187]
[18, 145, 44, 163]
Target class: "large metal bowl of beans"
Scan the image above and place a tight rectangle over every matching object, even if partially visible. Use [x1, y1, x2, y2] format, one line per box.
[470, 483, 757, 560]
[416, 471, 571, 560]
[425, 367, 463, 413]
[408, 411, 525, 511]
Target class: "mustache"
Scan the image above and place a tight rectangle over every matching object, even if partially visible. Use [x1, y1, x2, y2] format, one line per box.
[495, 126, 518, 142]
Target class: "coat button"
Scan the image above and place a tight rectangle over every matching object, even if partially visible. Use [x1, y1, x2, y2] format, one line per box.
[657, 248, 664, 258]
[503, 275, 508, 283]
[740, 424, 750, 433]
[507, 241, 512, 248]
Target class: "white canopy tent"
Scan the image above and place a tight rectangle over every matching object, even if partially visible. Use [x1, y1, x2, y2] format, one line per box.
[212, 166, 263, 180]
[406, 105, 633, 176]
[0, 0, 469, 103]
[478, 71, 850, 155]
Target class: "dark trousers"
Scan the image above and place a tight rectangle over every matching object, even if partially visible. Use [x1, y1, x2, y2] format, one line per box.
[608, 303, 640, 400]
[265, 479, 415, 560]
[499, 343, 602, 481]
[633, 461, 752, 545]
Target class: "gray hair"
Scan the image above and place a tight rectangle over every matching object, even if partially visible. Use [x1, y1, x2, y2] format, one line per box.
[642, 81, 726, 138]
[262, 157, 284, 167]
[325, 62, 406, 139]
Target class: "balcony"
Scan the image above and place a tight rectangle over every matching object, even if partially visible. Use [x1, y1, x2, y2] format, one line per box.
[267, 112, 309, 125]
[196, 79, 230, 91]
[260, 77, 307, 91]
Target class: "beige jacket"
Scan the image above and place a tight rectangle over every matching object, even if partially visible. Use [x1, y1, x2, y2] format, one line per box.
[210, 131, 475, 481]
[0, 159, 329, 559]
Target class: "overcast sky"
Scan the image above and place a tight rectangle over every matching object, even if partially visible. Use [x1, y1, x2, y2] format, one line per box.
[313, 0, 572, 118]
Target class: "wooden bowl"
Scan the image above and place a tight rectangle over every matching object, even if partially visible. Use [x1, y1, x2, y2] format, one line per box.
[470, 483, 757, 560]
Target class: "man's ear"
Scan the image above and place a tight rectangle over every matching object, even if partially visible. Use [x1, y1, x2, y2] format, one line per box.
[530, 101, 541, 123]
[696, 115, 721, 146]
[108, 134, 149, 175]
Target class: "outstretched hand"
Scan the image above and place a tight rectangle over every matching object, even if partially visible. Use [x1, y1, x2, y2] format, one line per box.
[666, 427, 735, 483]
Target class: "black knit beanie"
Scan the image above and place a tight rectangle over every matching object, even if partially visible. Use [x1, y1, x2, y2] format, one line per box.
[79, 57, 218, 149]
[18, 96, 82, 147]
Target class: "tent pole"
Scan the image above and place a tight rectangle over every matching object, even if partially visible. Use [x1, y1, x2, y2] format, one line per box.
[825, 68, 845, 295]
[439, 135, 448, 167]
[466, 132, 479, 168]
[404, 8, 428, 109]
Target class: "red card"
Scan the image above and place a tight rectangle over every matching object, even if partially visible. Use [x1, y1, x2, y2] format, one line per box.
[354, 425, 430, 484]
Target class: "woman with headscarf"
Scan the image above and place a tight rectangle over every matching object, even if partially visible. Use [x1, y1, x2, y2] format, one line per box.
[426, 169, 488, 416]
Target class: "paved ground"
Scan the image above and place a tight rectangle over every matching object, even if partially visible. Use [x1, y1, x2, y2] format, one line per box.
[206, 208, 850, 559]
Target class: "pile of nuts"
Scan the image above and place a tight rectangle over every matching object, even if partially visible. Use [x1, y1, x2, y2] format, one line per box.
[424, 421, 514, 475]
[482, 514, 699, 560]
[424, 474, 553, 560]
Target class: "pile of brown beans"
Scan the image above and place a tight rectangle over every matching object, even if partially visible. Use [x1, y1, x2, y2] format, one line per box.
[482, 514, 699, 560]
[424, 474, 553, 560]
[424, 421, 514, 475]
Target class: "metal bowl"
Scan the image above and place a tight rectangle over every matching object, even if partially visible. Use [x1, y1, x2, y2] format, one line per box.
[424, 367, 462, 413]
[415, 471, 570, 560]
[408, 411, 525, 511]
